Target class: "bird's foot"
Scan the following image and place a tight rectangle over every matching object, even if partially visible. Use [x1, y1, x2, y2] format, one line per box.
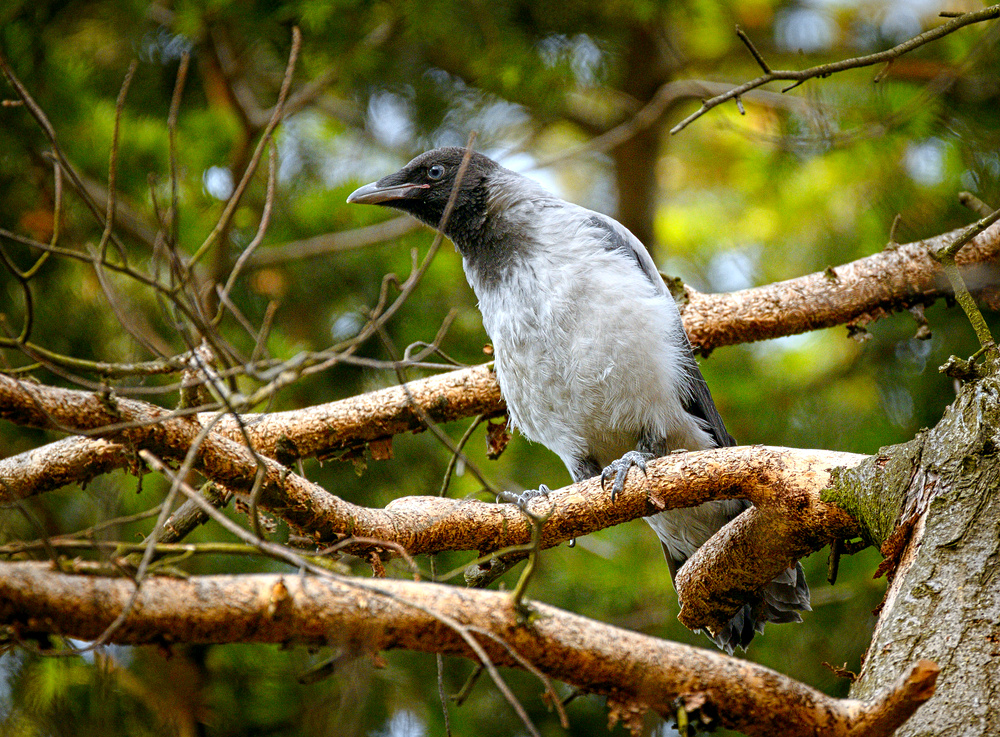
[600, 451, 654, 500]
[497, 484, 550, 510]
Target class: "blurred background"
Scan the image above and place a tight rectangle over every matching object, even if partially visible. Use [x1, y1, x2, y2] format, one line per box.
[1, 0, 999, 735]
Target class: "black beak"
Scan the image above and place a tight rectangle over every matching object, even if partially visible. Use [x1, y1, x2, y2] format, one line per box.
[346, 181, 430, 205]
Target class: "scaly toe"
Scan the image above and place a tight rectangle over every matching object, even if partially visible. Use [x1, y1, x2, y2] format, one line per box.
[497, 484, 550, 509]
[601, 451, 653, 501]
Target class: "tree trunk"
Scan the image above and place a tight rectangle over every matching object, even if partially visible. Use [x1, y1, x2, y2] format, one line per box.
[843, 370, 1000, 735]
[611, 126, 660, 251]
[610, 24, 670, 252]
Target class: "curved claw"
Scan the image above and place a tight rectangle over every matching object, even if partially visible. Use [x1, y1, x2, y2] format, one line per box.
[600, 451, 653, 501]
[497, 484, 551, 509]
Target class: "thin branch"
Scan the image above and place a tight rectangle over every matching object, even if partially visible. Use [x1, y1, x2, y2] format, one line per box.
[535, 79, 812, 170]
[248, 217, 420, 267]
[167, 51, 191, 253]
[930, 204, 1000, 351]
[217, 141, 278, 312]
[671, 5, 1000, 134]
[0, 538, 271, 559]
[124, 483, 233, 567]
[439, 414, 485, 497]
[188, 27, 301, 270]
[958, 191, 994, 218]
[377, 326, 498, 497]
[735, 26, 770, 74]
[97, 59, 138, 264]
[0, 53, 130, 257]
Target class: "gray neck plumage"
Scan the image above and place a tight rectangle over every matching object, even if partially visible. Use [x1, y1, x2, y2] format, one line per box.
[446, 170, 551, 289]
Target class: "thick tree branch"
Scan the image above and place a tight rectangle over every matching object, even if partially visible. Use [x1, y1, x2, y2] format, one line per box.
[680, 219, 1000, 352]
[0, 371, 866, 625]
[646, 446, 863, 633]
[0, 562, 937, 737]
[0, 364, 504, 501]
[0, 374, 411, 547]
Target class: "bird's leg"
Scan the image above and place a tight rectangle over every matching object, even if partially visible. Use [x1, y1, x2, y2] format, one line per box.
[497, 484, 550, 509]
[600, 451, 654, 500]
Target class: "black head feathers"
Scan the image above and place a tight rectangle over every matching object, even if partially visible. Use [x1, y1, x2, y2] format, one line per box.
[347, 148, 498, 240]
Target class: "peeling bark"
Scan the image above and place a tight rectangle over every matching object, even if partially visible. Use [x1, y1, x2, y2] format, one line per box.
[0, 562, 937, 737]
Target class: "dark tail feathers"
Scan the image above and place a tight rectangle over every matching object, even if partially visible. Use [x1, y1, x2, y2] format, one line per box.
[709, 561, 811, 655]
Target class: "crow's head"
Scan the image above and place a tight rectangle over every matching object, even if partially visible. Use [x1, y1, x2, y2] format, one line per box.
[347, 148, 498, 241]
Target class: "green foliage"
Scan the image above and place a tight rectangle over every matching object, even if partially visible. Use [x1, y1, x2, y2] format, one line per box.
[1, 0, 999, 735]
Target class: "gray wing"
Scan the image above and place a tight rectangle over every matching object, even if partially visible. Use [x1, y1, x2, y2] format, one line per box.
[586, 212, 735, 449]
[681, 365, 737, 448]
[584, 213, 670, 298]
[587, 213, 805, 654]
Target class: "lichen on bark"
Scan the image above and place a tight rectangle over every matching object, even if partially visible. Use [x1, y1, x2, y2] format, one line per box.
[823, 438, 922, 548]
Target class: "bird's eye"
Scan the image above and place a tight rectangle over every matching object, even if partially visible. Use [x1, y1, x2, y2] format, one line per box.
[427, 164, 446, 181]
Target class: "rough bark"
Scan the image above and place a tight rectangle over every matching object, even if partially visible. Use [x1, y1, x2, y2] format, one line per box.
[0, 372, 863, 588]
[0, 562, 938, 737]
[654, 447, 864, 633]
[680, 221, 1000, 353]
[0, 364, 506, 502]
[843, 372, 1000, 736]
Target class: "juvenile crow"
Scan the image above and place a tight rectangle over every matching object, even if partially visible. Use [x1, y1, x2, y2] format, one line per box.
[347, 147, 809, 652]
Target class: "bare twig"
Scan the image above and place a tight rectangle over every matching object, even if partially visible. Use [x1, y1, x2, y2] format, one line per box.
[97, 59, 138, 264]
[736, 26, 770, 74]
[217, 141, 278, 312]
[167, 51, 191, 256]
[378, 325, 499, 498]
[671, 6, 1000, 134]
[535, 79, 812, 170]
[188, 27, 301, 270]
[958, 191, 994, 218]
[248, 217, 420, 267]
[930, 204, 1000, 351]
[439, 414, 486, 496]
[0, 53, 129, 257]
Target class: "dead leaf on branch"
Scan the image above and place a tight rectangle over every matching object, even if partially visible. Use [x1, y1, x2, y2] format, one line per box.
[486, 416, 511, 459]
